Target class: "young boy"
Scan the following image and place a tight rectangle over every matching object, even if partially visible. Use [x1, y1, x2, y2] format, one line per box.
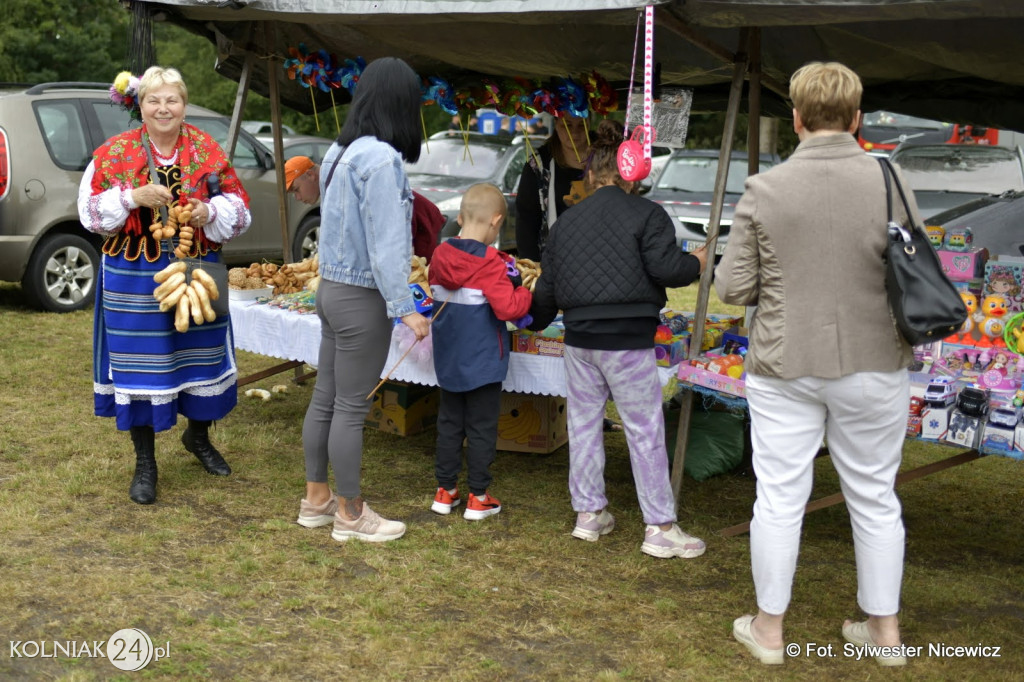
[428, 183, 533, 520]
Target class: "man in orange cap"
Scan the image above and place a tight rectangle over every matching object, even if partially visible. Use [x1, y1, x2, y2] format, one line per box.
[285, 156, 320, 205]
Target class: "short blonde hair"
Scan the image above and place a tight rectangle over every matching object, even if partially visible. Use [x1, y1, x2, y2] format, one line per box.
[789, 61, 861, 132]
[460, 183, 506, 225]
[138, 66, 189, 105]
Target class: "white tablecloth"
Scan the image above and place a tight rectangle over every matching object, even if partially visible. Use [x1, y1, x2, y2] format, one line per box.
[230, 300, 674, 397]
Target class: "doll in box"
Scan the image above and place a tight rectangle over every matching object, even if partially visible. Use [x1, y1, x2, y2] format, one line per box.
[984, 264, 1023, 314]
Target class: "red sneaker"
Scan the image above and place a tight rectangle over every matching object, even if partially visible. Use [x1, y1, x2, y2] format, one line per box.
[430, 486, 461, 515]
[464, 492, 501, 520]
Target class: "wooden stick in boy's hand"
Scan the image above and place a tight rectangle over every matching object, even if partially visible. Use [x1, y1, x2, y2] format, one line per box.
[365, 295, 450, 401]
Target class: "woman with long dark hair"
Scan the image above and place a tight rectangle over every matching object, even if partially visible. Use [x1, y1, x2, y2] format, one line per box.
[297, 57, 430, 543]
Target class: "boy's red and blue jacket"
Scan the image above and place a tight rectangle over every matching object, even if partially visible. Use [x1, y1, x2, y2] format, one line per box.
[429, 238, 533, 392]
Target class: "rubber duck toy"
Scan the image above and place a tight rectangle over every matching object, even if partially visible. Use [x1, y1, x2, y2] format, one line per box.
[976, 293, 1009, 347]
[946, 291, 978, 344]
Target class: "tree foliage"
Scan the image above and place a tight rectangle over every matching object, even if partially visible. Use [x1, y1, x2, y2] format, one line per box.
[0, 0, 128, 83]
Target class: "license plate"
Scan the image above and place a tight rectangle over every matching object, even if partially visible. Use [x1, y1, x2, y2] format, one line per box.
[681, 239, 727, 255]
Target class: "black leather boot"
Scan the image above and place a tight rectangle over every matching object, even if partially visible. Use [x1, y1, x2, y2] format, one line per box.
[181, 419, 231, 476]
[129, 426, 157, 505]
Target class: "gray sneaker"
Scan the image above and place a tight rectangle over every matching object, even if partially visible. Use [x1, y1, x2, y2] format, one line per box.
[571, 510, 615, 542]
[331, 503, 406, 543]
[296, 495, 339, 528]
[641, 524, 706, 558]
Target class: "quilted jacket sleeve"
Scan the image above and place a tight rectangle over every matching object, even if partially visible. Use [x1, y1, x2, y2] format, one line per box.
[639, 204, 702, 288]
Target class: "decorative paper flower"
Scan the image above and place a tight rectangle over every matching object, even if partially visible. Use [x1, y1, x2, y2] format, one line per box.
[337, 56, 366, 95]
[532, 83, 561, 117]
[454, 87, 477, 116]
[585, 70, 618, 116]
[556, 76, 589, 118]
[109, 70, 141, 121]
[283, 43, 312, 82]
[422, 76, 458, 115]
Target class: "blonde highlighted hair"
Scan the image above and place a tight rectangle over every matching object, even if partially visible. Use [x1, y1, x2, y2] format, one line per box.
[138, 66, 189, 105]
[789, 61, 862, 132]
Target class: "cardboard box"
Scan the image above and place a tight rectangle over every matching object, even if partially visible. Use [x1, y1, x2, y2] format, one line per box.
[512, 330, 565, 357]
[920, 405, 952, 440]
[496, 392, 567, 454]
[937, 247, 989, 281]
[364, 380, 439, 436]
[677, 363, 746, 398]
[1014, 423, 1024, 455]
[981, 422, 1016, 455]
[655, 337, 688, 367]
[945, 410, 982, 448]
[906, 415, 923, 438]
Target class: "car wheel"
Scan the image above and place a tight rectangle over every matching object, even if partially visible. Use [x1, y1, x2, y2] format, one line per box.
[292, 215, 320, 262]
[22, 233, 99, 313]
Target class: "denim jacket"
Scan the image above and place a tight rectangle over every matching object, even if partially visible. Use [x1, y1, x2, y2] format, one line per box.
[319, 136, 415, 318]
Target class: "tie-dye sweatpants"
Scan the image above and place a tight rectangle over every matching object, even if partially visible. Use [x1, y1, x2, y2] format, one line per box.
[563, 345, 677, 525]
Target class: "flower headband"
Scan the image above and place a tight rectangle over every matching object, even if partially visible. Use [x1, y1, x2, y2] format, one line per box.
[110, 71, 142, 121]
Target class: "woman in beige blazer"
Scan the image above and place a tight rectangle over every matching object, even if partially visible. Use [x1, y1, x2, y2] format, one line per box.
[715, 62, 915, 667]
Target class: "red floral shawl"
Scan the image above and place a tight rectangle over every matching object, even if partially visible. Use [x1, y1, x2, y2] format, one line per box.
[90, 123, 250, 244]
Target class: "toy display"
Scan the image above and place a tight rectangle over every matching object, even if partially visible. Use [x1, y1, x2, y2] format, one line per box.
[943, 226, 973, 252]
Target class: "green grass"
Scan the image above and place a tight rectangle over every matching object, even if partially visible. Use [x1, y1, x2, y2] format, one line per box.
[1, 281, 1023, 680]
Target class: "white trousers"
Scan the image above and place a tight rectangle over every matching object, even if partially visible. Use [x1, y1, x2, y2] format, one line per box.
[745, 370, 909, 617]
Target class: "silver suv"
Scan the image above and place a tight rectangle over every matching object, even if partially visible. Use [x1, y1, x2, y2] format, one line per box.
[0, 83, 322, 312]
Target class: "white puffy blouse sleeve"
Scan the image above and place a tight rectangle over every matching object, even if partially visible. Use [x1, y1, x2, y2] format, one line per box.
[77, 161, 138, 237]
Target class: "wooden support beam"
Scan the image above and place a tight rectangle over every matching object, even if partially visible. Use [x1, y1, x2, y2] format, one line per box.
[655, 9, 789, 101]
[225, 52, 253, 162]
[670, 28, 751, 512]
[263, 21, 291, 263]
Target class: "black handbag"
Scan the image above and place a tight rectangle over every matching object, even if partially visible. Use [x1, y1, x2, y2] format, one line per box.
[878, 157, 967, 345]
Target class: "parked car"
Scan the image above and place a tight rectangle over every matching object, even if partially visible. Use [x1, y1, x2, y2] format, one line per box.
[645, 149, 780, 254]
[927, 190, 1024, 258]
[404, 131, 531, 252]
[0, 82, 320, 312]
[889, 143, 1024, 220]
[241, 120, 295, 137]
[254, 133, 334, 164]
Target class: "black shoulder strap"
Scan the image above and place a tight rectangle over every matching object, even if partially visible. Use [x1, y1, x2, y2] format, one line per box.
[876, 156, 893, 224]
[323, 145, 348, 190]
[878, 156, 917, 228]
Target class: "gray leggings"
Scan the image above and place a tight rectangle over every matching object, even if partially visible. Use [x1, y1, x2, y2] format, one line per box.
[302, 279, 392, 497]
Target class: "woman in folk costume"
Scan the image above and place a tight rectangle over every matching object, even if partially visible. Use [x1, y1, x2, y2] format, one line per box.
[77, 66, 252, 505]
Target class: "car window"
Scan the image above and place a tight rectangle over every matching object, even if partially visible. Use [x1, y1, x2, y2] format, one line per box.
[189, 117, 262, 169]
[503, 147, 528, 191]
[406, 140, 507, 180]
[35, 101, 91, 170]
[284, 142, 330, 164]
[90, 101, 135, 145]
[656, 157, 775, 194]
[892, 147, 1024, 193]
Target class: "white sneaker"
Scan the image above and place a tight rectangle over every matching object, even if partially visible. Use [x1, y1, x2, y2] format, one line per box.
[331, 503, 406, 543]
[640, 523, 706, 558]
[296, 495, 339, 528]
[571, 510, 615, 542]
